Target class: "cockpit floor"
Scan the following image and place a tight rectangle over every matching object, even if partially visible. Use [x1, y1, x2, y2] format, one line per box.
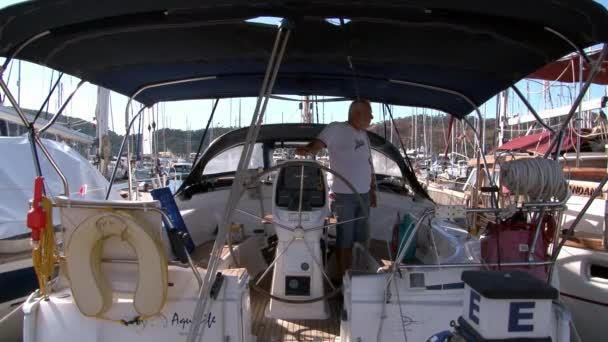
[192, 238, 395, 341]
[250, 276, 341, 342]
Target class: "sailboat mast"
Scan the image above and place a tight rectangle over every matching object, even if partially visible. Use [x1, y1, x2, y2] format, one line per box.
[17, 60, 21, 107]
[423, 109, 427, 156]
[576, 54, 584, 167]
[301, 96, 311, 123]
[95, 87, 111, 177]
[414, 108, 418, 153]
[498, 90, 508, 147]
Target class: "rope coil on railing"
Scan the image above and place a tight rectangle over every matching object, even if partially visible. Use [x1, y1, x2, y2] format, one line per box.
[500, 158, 568, 201]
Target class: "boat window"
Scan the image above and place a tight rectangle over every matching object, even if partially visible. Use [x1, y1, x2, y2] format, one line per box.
[326, 18, 351, 25]
[463, 168, 497, 192]
[203, 143, 264, 175]
[173, 164, 191, 173]
[245, 17, 283, 26]
[371, 150, 401, 177]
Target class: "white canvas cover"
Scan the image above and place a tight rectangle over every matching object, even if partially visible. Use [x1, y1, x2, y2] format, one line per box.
[0, 136, 118, 239]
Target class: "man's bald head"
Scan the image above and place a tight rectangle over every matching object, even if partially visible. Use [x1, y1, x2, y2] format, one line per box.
[348, 99, 373, 130]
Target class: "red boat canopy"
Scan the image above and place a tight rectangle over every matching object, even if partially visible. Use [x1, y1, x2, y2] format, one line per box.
[496, 128, 587, 154]
[527, 50, 608, 85]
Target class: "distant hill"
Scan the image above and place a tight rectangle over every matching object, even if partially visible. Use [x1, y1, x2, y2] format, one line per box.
[20, 109, 495, 158]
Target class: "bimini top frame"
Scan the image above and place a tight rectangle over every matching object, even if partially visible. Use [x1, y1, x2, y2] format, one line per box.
[0, 0, 607, 119]
[1, 2, 608, 340]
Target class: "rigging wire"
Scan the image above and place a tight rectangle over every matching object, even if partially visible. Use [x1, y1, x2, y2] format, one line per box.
[340, 18, 360, 100]
[1, 60, 13, 104]
[382, 102, 387, 140]
[315, 95, 320, 124]
[34, 71, 63, 123]
[191, 99, 220, 168]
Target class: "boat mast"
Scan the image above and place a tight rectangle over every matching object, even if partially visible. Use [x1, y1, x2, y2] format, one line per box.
[17, 60, 20, 107]
[422, 108, 427, 157]
[576, 53, 584, 167]
[94, 86, 111, 177]
[498, 90, 508, 147]
[301, 95, 311, 123]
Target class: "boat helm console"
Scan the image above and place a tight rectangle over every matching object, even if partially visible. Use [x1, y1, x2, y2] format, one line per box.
[267, 161, 331, 319]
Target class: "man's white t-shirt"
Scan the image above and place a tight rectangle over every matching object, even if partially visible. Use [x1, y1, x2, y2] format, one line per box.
[318, 122, 372, 194]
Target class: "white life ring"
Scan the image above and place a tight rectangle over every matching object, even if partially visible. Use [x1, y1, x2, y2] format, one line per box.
[65, 211, 168, 317]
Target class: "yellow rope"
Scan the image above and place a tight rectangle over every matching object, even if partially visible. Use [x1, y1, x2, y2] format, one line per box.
[32, 196, 57, 297]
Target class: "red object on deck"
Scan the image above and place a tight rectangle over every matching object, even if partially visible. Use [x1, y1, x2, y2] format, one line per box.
[26, 176, 46, 241]
[495, 128, 587, 154]
[481, 221, 549, 281]
[527, 50, 608, 85]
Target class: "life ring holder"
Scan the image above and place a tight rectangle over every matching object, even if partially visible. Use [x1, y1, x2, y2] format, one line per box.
[65, 210, 168, 321]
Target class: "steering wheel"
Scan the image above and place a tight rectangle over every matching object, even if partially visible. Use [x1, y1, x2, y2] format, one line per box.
[231, 160, 369, 303]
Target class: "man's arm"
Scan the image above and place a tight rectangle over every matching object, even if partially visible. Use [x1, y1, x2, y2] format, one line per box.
[295, 139, 326, 156]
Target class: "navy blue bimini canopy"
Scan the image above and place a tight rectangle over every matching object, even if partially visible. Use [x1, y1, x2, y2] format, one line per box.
[0, 0, 607, 118]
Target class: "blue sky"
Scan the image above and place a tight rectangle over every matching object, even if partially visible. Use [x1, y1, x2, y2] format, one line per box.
[0, 0, 606, 136]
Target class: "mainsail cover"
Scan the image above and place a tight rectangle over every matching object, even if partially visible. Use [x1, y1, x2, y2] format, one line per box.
[0, 137, 118, 239]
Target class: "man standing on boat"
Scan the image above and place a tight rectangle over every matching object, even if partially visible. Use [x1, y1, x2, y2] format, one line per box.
[296, 98, 377, 282]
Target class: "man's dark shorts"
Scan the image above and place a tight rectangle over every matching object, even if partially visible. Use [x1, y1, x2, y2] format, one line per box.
[333, 192, 370, 248]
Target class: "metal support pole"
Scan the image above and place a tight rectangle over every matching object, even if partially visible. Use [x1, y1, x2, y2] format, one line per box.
[269, 95, 348, 102]
[34, 134, 69, 196]
[0, 31, 50, 74]
[27, 126, 43, 178]
[0, 77, 32, 126]
[0, 31, 56, 186]
[544, 44, 608, 158]
[544, 27, 591, 65]
[399, 260, 554, 270]
[0, 77, 45, 179]
[191, 98, 220, 168]
[511, 85, 555, 133]
[528, 208, 545, 262]
[187, 21, 291, 342]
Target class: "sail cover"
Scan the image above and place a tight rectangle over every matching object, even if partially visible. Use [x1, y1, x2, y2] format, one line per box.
[0, 137, 118, 239]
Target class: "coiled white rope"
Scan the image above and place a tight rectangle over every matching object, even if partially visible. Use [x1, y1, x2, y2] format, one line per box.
[500, 158, 568, 201]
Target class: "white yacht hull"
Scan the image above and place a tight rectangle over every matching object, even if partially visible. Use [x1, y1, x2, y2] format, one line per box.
[0, 250, 36, 342]
[22, 266, 253, 342]
[0, 256, 34, 318]
[556, 245, 608, 342]
[342, 268, 469, 342]
[342, 268, 572, 342]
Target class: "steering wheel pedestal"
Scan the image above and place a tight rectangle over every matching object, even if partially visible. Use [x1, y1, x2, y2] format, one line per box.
[267, 161, 331, 320]
[234, 160, 368, 320]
